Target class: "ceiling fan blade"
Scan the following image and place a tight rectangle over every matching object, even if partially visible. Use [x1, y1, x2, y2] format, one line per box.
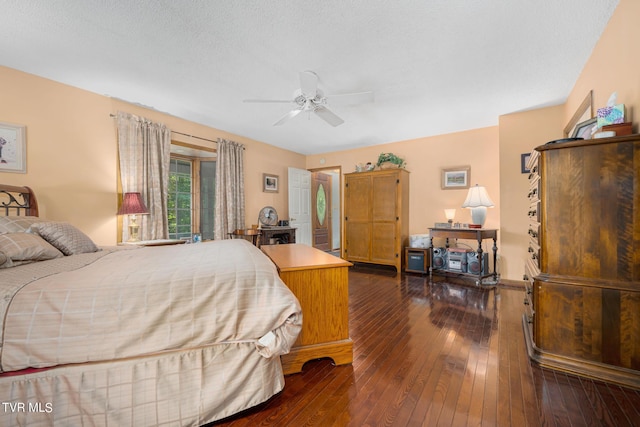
[299, 71, 318, 98]
[243, 99, 292, 103]
[314, 106, 344, 127]
[326, 91, 374, 105]
[273, 108, 304, 126]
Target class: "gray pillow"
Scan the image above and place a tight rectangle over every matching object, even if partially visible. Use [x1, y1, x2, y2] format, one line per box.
[0, 233, 63, 268]
[0, 216, 44, 234]
[30, 221, 99, 255]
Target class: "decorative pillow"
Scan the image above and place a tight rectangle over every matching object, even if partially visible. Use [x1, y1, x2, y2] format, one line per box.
[0, 233, 63, 268]
[0, 216, 44, 234]
[30, 222, 99, 256]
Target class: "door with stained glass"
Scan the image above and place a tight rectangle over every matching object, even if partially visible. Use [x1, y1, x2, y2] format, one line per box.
[311, 172, 331, 251]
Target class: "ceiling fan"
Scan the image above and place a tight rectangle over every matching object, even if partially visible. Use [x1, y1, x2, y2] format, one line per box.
[243, 71, 374, 127]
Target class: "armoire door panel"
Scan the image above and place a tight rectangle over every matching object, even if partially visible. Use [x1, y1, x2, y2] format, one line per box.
[345, 222, 370, 261]
[345, 175, 371, 222]
[372, 174, 398, 222]
[371, 223, 396, 263]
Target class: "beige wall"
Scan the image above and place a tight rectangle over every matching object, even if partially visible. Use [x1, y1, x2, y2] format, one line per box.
[306, 126, 501, 253]
[498, 105, 564, 282]
[0, 66, 305, 245]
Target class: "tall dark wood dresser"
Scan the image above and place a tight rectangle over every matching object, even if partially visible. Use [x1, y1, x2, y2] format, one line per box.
[524, 134, 640, 389]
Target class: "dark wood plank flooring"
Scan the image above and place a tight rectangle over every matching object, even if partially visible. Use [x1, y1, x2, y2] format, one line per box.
[211, 265, 640, 426]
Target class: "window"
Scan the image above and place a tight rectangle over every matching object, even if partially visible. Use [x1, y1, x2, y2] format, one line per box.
[168, 158, 193, 240]
[167, 156, 216, 240]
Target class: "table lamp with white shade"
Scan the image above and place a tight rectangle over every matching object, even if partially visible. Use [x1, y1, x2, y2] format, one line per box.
[461, 184, 494, 228]
[444, 209, 456, 225]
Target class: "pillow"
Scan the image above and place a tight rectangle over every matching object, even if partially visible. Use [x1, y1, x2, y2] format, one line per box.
[0, 216, 44, 234]
[0, 233, 63, 268]
[0, 251, 7, 266]
[30, 222, 99, 256]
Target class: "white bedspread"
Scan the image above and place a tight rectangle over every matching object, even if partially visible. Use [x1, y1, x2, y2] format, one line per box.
[0, 239, 301, 373]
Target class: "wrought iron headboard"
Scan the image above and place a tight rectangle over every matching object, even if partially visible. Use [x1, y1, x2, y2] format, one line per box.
[0, 185, 39, 217]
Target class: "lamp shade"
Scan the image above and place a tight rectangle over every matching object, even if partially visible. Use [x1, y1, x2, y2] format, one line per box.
[444, 209, 456, 221]
[461, 185, 494, 208]
[117, 192, 149, 215]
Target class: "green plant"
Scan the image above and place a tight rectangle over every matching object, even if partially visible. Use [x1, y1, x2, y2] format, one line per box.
[377, 152, 405, 167]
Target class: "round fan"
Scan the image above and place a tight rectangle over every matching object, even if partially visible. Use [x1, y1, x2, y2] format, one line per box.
[258, 206, 278, 227]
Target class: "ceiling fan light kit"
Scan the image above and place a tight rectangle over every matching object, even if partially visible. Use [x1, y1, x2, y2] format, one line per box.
[244, 71, 373, 127]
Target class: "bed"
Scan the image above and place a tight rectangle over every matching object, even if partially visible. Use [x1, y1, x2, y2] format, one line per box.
[0, 185, 302, 426]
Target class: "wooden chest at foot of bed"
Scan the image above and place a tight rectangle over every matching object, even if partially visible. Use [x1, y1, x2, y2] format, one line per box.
[261, 244, 353, 374]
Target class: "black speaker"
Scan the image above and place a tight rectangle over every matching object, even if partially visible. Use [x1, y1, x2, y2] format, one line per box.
[466, 251, 489, 274]
[432, 247, 448, 270]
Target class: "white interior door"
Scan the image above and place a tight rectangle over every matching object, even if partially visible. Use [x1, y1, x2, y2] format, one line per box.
[288, 167, 311, 245]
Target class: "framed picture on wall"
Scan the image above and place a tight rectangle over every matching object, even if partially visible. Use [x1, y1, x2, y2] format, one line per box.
[263, 173, 279, 193]
[0, 121, 26, 173]
[441, 166, 470, 190]
[521, 153, 531, 174]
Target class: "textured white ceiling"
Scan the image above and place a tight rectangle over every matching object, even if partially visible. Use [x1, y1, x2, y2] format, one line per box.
[0, 0, 619, 154]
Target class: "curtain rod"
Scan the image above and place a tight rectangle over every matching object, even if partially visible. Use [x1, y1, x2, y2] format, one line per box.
[110, 114, 244, 148]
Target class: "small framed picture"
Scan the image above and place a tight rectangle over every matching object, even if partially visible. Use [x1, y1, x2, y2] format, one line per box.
[571, 117, 597, 140]
[0, 121, 26, 173]
[441, 166, 470, 190]
[263, 173, 279, 193]
[521, 153, 531, 174]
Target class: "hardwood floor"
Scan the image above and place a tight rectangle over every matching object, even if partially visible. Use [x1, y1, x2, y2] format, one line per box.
[211, 265, 640, 426]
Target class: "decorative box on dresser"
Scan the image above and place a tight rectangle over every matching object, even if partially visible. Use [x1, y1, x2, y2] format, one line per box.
[523, 134, 640, 389]
[343, 168, 409, 273]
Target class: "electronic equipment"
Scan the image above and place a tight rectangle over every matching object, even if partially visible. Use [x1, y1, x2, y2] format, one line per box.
[258, 206, 278, 227]
[406, 248, 429, 274]
[447, 248, 470, 272]
[432, 247, 448, 270]
[466, 251, 489, 274]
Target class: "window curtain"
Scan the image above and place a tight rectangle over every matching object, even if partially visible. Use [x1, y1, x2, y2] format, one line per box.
[214, 139, 245, 239]
[116, 111, 171, 242]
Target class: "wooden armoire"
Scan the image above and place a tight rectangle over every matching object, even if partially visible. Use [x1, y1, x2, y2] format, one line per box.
[524, 134, 640, 389]
[343, 168, 409, 273]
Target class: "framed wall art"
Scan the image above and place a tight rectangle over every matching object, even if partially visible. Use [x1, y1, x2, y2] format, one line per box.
[263, 173, 279, 193]
[441, 166, 470, 190]
[571, 117, 597, 140]
[521, 153, 531, 174]
[0, 121, 26, 173]
[563, 90, 593, 138]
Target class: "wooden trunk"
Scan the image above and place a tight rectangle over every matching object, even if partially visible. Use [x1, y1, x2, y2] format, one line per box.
[524, 134, 640, 389]
[343, 169, 409, 273]
[261, 244, 353, 374]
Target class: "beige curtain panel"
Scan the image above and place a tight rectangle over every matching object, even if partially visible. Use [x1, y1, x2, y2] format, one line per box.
[116, 111, 171, 242]
[214, 138, 245, 240]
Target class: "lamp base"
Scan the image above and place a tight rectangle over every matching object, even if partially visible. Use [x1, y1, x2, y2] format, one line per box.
[127, 215, 141, 242]
[469, 206, 487, 228]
